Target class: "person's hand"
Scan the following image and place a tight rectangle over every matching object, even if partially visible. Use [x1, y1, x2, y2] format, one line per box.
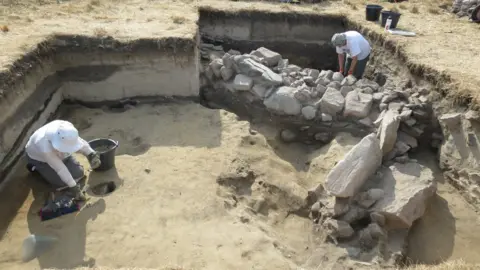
[87, 152, 101, 170]
[339, 69, 344, 75]
[347, 70, 354, 76]
[69, 185, 87, 201]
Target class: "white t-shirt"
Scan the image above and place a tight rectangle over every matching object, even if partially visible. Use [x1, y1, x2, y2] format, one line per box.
[335, 31, 371, 61]
[25, 120, 94, 187]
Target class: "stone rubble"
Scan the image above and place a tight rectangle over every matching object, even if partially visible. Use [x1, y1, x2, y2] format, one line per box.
[201, 45, 441, 265]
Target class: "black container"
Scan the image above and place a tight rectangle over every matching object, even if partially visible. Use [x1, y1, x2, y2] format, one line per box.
[88, 138, 119, 171]
[366, 4, 383, 21]
[381, 10, 402, 28]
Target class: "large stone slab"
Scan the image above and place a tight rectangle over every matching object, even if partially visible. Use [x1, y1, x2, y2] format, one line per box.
[318, 88, 345, 116]
[344, 90, 373, 118]
[263, 86, 302, 116]
[377, 110, 401, 155]
[373, 162, 437, 229]
[251, 47, 282, 67]
[325, 133, 382, 198]
[233, 74, 253, 91]
[234, 56, 283, 87]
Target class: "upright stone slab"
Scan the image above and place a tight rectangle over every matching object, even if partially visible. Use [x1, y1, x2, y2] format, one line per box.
[263, 86, 302, 116]
[373, 162, 437, 229]
[377, 110, 401, 155]
[234, 56, 283, 87]
[251, 47, 282, 67]
[325, 133, 382, 198]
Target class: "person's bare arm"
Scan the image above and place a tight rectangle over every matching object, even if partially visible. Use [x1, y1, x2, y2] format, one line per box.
[338, 54, 344, 74]
[348, 56, 358, 75]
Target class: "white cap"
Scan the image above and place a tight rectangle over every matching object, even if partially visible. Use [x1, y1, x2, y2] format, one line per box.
[47, 120, 83, 153]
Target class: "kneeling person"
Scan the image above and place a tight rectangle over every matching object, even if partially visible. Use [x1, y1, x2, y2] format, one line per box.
[331, 31, 371, 79]
[25, 120, 101, 200]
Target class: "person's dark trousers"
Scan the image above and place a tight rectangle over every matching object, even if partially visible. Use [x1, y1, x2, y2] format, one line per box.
[342, 53, 370, 79]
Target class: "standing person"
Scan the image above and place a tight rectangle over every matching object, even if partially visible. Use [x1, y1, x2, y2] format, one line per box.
[331, 31, 371, 79]
[25, 120, 101, 200]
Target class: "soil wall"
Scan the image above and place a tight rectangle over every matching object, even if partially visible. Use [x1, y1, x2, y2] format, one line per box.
[0, 37, 198, 183]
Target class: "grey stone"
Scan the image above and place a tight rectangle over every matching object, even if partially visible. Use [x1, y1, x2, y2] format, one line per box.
[465, 110, 480, 121]
[404, 118, 416, 126]
[340, 205, 369, 224]
[381, 91, 400, 104]
[320, 70, 334, 80]
[358, 117, 373, 127]
[303, 76, 316, 87]
[220, 66, 234, 81]
[294, 87, 312, 103]
[315, 84, 327, 96]
[315, 77, 331, 86]
[307, 69, 320, 80]
[340, 86, 354, 97]
[399, 109, 412, 120]
[319, 88, 345, 115]
[341, 75, 357, 86]
[204, 66, 214, 81]
[264, 86, 302, 116]
[227, 49, 241, 55]
[355, 188, 385, 208]
[377, 110, 401, 155]
[327, 81, 341, 90]
[332, 72, 344, 82]
[370, 212, 386, 227]
[233, 74, 253, 91]
[395, 154, 409, 163]
[361, 87, 374, 95]
[234, 56, 283, 87]
[325, 134, 382, 198]
[440, 113, 462, 130]
[356, 78, 380, 92]
[222, 53, 234, 69]
[388, 102, 404, 112]
[344, 90, 373, 119]
[209, 59, 223, 78]
[418, 95, 429, 103]
[397, 131, 418, 148]
[252, 85, 269, 99]
[379, 103, 388, 111]
[323, 219, 354, 239]
[251, 47, 282, 67]
[280, 129, 297, 142]
[373, 92, 384, 102]
[373, 162, 437, 228]
[314, 132, 330, 143]
[321, 113, 333, 122]
[277, 59, 289, 71]
[373, 109, 386, 127]
[302, 106, 317, 120]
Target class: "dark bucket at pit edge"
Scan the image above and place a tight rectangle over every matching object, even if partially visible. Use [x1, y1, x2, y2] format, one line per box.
[88, 138, 119, 171]
[381, 10, 402, 28]
[366, 4, 383, 22]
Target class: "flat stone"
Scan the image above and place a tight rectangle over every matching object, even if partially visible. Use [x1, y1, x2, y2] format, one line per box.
[356, 78, 380, 92]
[465, 110, 480, 121]
[325, 134, 383, 198]
[233, 74, 253, 91]
[234, 56, 283, 87]
[263, 86, 302, 116]
[332, 72, 344, 82]
[319, 88, 345, 115]
[344, 90, 373, 119]
[373, 162, 437, 228]
[220, 66, 234, 81]
[315, 77, 331, 86]
[340, 86, 354, 97]
[399, 109, 412, 120]
[250, 47, 282, 67]
[302, 106, 317, 120]
[320, 70, 334, 80]
[377, 110, 401, 155]
[388, 102, 404, 112]
[321, 113, 333, 122]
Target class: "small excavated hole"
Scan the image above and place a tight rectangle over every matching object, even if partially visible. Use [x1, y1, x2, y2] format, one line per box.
[91, 181, 117, 196]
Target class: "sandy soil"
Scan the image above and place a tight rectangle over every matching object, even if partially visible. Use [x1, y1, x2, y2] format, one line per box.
[0, 103, 365, 270]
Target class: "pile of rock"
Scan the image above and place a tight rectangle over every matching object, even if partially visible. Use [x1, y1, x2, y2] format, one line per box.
[452, 0, 480, 18]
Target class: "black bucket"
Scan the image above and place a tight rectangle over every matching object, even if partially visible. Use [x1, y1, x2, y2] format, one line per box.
[381, 10, 402, 28]
[366, 4, 383, 22]
[88, 138, 119, 171]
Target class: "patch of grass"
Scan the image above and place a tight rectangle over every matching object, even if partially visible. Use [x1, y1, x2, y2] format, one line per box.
[93, 27, 108, 37]
[171, 15, 186, 24]
[411, 5, 419, 14]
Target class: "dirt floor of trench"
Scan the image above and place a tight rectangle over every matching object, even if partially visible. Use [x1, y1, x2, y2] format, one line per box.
[0, 102, 480, 269]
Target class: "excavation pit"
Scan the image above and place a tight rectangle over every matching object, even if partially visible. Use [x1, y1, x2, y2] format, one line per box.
[0, 8, 480, 270]
[90, 181, 117, 196]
